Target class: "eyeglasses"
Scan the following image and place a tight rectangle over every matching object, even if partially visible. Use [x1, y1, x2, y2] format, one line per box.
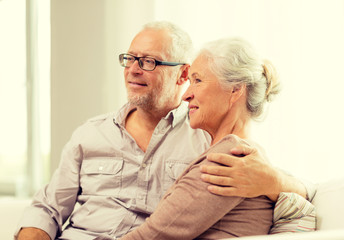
[119, 53, 186, 71]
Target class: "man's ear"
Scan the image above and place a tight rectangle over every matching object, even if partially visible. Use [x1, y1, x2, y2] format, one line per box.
[177, 64, 190, 85]
[230, 84, 246, 103]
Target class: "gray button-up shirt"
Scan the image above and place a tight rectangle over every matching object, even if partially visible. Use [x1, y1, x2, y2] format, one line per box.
[16, 102, 211, 240]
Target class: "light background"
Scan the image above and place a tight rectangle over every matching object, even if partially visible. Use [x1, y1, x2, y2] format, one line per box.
[1, 0, 344, 196]
[117, 0, 344, 183]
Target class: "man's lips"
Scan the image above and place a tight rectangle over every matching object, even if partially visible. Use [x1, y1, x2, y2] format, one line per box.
[128, 81, 148, 87]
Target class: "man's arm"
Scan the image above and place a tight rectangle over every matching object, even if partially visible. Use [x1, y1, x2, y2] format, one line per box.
[200, 145, 308, 201]
[17, 227, 51, 240]
[15, 130, 84, 240]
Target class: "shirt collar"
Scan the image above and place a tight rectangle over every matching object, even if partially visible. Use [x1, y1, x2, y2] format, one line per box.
[164, 101, 188, 128]
[113, 103, 136, 128]
[113, 101, 189, 129]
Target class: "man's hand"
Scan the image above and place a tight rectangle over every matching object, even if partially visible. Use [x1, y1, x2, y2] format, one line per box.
[17, 227, 51, 240]
[200, 144, 291, 201]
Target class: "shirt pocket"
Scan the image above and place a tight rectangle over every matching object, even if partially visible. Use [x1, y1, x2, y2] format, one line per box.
[163, 161, 189, 193]
[80, 157, 123, 196]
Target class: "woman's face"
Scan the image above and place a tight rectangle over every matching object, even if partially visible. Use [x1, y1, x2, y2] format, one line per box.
[182, 55, 233, 135]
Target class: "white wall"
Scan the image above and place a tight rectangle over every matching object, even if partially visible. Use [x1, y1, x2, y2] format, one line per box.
[50, 0, 154, 172]
[154, 0, 344, 182]
[50, 0, 344, 183]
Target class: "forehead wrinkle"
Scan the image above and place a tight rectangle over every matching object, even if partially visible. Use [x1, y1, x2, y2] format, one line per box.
[128, 29, 171, 61]
[127, 50, 164, 60]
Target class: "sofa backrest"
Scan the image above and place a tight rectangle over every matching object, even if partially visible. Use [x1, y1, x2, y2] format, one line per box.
[311, 177, 344, 230]
[0, 197, 31, 240]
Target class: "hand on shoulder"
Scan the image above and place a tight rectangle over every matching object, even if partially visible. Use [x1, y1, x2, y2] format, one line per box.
[200, 144, 282, 201]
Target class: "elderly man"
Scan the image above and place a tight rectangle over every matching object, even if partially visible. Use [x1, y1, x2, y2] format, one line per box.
[16, 21, 310, 240]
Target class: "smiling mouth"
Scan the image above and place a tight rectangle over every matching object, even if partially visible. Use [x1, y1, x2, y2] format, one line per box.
[129, 81, 148, 87]
[189, 106, 198, 114]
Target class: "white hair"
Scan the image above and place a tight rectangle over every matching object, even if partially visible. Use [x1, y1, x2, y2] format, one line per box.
[200, 37, 281, 119]
[143, 21, 194, 63]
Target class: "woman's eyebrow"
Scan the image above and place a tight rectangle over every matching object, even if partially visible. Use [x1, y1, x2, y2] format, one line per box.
[191, 72, 200, 78]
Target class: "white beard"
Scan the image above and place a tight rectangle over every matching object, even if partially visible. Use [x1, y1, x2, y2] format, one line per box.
[127, 69, 180, 113]
[127, 82, 177, 113]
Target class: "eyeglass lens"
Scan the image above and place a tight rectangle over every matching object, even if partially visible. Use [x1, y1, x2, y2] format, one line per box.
[120, 54, 156, 71]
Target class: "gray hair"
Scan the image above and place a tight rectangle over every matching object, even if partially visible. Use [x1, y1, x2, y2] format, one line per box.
[143, 21, 194, 63]
[199, 38, 281, 119]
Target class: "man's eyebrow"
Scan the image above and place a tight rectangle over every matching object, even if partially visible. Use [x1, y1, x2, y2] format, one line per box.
[126, 51, 163, 60]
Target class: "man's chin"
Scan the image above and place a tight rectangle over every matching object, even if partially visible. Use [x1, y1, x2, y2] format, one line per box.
[128, 96, 152, 108]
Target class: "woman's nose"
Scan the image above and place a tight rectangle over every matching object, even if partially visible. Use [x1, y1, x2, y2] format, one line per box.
[182, 87, 194, 102]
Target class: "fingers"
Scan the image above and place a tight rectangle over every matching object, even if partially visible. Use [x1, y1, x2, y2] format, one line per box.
[230, 144, 255, 156]
[206, 145, 257, 167]
[201, 174, 233, 186]
[206, 153, 237, 166]
[200, 164, 232, 176]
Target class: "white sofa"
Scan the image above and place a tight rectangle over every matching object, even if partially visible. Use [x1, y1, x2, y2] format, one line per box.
[0, 197, 32, 240]
[239, 177, 344, 239]
[2, 177, 344, 240]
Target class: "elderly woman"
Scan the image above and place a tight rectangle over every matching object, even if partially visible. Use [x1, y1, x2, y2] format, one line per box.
[119, 37, 280, 239]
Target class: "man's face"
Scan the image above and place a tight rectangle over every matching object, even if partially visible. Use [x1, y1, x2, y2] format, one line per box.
[124, 29, 179, 111]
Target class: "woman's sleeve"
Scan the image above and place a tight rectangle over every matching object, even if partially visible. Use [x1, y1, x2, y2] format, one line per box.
[120, 142, 244, 240]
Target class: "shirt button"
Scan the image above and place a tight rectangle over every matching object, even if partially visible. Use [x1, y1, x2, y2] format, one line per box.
[142, 163, 147, 168]
[99, 166, 103, 171]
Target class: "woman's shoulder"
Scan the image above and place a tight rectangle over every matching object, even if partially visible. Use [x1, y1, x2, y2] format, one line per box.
[219, 134, 246, 144]
[208, 134, 250, 154]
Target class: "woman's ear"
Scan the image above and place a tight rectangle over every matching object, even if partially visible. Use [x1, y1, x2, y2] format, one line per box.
[177, 64, 190, 85]
[230, 84, 246, 103]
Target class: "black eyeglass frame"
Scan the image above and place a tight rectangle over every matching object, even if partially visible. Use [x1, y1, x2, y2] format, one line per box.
[119, 53, 186, 71]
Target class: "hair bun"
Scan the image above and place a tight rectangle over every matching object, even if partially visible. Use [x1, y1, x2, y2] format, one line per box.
[262, 59, 280, 101]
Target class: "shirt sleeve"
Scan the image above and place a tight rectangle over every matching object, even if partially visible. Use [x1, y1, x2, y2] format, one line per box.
[14, 130, 83, 240]
[120, 139, 244, 240]
[276, 167, 317, 202]
[299, 178, 317, 202]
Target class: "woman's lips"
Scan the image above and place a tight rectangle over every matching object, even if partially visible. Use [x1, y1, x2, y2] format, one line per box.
[189, 105, 198, 115]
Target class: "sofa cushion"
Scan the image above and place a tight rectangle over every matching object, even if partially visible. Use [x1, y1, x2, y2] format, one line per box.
[236, 229, 344, 240]
[311, 177, 344, 230]
[269, 192, 316, 234]
[0, 197, 31, 240]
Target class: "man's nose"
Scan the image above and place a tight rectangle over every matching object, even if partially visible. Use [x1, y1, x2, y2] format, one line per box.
[128, 59, 143, 73]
